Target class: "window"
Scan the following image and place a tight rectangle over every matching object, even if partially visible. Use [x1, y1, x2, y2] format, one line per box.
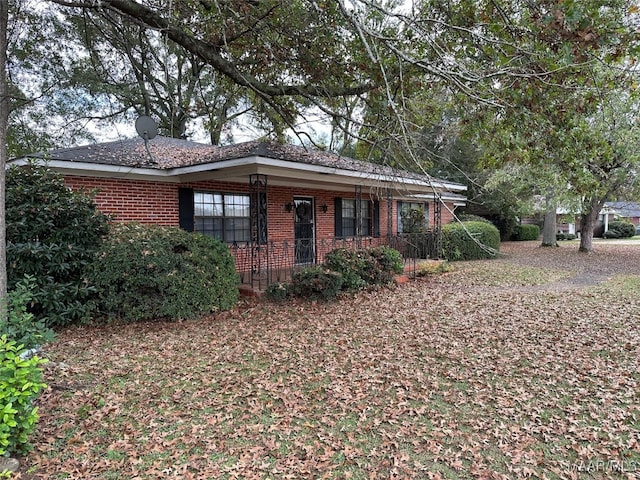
[335, 198, 377, 238]
[194, 192, 251, 243]
[398, 201, 428, 233]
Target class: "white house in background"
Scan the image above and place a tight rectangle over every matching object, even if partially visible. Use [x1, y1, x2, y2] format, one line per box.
[528, 198, 640, 236]
[561, 202, 640, 236]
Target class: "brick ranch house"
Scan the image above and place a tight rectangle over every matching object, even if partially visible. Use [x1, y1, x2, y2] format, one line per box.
[13, 137, 467, 288]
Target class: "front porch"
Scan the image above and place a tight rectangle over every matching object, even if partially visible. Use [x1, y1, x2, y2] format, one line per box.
[230, 231, 441, 291]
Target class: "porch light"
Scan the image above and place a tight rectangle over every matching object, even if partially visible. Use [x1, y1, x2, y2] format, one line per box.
[320, 203, 328, 213]
[285, 202, 294, 212]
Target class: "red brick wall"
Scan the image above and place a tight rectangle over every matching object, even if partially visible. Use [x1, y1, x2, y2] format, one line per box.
[64, 175, 458, 240]
[441, 202, 458, 225]
[65, 176, 179, 225]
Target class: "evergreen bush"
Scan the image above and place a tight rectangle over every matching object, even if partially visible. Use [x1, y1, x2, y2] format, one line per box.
[6, 163, 109, 327]
[366, 246, 405, 282]
[324, 246, 403, 291]
[88, 224, 239, 322]
[457, 213, 492, 224]
[603, 221, 636, 239]
[289, 267, 343, 301]
[511, 224, 541, 241]
[265, 282, 291, 302]
[282, 246, 403, 302]
[1, 277, 55, 351]
[323, 248, 368, 290]
[556, 232, 577, 241]
[442, 221, 500, 261]
[0, 335, 47, 456]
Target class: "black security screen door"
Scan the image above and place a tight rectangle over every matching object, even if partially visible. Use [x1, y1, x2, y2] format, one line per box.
[294, 197, 315, 264]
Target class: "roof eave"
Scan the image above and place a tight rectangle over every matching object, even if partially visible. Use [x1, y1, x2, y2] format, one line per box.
[9, 155, 467, 194]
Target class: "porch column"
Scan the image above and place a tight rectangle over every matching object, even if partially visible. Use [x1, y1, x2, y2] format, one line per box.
[249, 174, 268, 288]
[355, 185, 362, 247]
[434, 193, 443, 259]
[386, 187, 393, 241]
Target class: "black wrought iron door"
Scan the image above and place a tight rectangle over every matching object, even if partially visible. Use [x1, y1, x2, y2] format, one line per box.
[294, 197, 315, 264]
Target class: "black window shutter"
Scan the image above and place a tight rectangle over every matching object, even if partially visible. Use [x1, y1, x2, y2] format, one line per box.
[178, 188, 194, 232]
[334, 198, 343, 238]
[373, 200, 380, 237]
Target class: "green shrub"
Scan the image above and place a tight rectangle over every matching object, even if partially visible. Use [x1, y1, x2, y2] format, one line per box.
[367, 246, 404, 281]
[324, 246, 403, 291]
[1, 276, 55, 351]
[0, 335, 47, 456]
[289, 267, 343, 301]
[511, 224, 541, 241]
[457, 213, 492, 224]
[277, 246, 403, 302]
[323, 248, 368, 290]
[442, 221, 500, 261]
[603, 221, 636, 239]
[265, 282, 291, 302]
[88, 223, 239, 322]
[6, 163, 109, 327]
[556, 232, 577, 241]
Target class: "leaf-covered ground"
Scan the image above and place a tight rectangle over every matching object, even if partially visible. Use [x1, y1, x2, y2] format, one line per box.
[19, 241, 640, 479]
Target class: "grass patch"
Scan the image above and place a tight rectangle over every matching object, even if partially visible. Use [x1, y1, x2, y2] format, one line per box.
[602, 274, 640, 296]
[450, 262, 571, 287]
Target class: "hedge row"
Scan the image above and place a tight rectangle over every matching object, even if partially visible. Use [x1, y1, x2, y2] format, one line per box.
[511, 224, 541, 241]
[88, 224, 239, 323]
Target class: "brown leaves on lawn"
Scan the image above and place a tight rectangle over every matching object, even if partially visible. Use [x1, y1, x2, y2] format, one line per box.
[17, 242, 640, 479]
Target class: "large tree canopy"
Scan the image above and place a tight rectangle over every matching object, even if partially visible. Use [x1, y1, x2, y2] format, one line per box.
[41, 0, 637, 147]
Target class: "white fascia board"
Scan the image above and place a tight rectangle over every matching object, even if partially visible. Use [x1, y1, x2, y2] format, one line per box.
[9, 158, 178, 182]
[442, 195, 468, 203]
[409, 193, 468, 202]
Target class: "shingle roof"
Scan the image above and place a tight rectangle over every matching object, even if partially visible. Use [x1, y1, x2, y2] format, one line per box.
[22, 136, 463, 189]
[25, 136, 217, 168]
[605, 201, 640, 218]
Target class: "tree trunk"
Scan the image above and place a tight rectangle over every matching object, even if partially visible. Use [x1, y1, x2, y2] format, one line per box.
[541, 193, 557, 247]
[579, 198, 604, 253]
[0, 0, 9, 303]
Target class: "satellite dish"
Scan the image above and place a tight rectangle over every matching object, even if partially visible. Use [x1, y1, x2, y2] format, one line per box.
[135, 116, 158, 141]
[135, 116, 158, 165]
